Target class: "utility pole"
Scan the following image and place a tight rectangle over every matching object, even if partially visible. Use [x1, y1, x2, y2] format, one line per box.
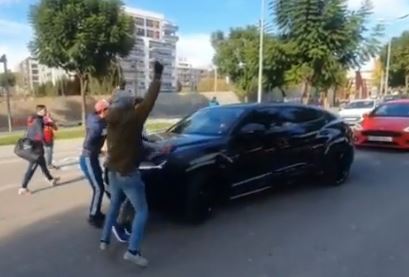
[384, 39, 392, 95]
[214, 66, 218, 92]
[257, 0, 265, 103]
[0, 54, 12, 132]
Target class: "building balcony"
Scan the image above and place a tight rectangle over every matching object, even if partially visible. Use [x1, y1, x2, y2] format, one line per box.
[163, 22, 178, 32]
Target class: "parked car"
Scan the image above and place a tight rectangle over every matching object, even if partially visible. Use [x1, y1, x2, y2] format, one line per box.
[353, 99, 409, 149]
[381, 94, 403, 103]
[339, 99, 379, 126]
[108, 104, 355, 222]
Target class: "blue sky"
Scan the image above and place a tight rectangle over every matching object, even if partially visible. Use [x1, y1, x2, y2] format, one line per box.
[0, 0, 409, 69]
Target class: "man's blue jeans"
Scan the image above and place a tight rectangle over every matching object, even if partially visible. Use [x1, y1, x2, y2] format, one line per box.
[101, 169, 148, 252]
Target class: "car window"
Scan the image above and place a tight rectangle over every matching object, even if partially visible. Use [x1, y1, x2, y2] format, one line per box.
[372, 103, 409, 117]
[278, 107, 322, 124]
[344, 100, 374, 109]
[169, 107, 245, 135]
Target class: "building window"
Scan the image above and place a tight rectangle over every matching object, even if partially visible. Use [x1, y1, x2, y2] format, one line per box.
[32, 70, 39, 75]
[135, 17, 144, 26]
[146, 19, 160, 28]
[147, 30, 154, 38]
[137, 28, 145, 36]
[155, 31, 160, 39]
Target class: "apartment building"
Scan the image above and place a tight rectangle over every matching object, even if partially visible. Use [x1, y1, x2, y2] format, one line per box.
[38, 65, 67, 86]
[18, 57, 68, 93]
[122, 7, 179, 95]
[176, 58, 208, 91]
[18, 57, 40, 91]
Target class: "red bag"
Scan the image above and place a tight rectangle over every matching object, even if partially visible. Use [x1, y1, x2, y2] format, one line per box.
[44, 125, 54, 144]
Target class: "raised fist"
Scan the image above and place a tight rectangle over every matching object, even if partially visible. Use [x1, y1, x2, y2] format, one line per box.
[153, 61, 164, 77]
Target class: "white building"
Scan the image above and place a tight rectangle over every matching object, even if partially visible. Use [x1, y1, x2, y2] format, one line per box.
[18, 57, 40, 91]
[176, 58, 208, 91]
[122, 7, 179, 95]
[38, 65, 67, 86]
[18, 57, 68, 93]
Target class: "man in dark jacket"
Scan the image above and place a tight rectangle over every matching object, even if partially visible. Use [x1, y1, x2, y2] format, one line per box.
[19, 105, 60, 195]
[79, 99, 110, 228]
[100, 61, 163, 267]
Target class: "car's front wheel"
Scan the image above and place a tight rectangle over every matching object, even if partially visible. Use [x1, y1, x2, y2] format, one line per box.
[322, 148, 353, 186]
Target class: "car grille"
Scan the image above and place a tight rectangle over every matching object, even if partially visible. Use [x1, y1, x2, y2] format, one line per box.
[361, 130, 402, 137]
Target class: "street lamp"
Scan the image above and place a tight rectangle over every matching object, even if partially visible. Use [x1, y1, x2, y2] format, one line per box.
[257, 0, 265, 103]
[0, 54, 12, 132]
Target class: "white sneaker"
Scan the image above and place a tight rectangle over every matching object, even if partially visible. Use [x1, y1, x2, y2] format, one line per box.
[47, 177, 60, 186]
[123, 251, 149, 267]
[100, 242, 109, 251]
[18, 188, 31, 195]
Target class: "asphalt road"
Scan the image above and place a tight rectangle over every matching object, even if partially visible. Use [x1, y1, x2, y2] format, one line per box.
[1, 143, 409, 277]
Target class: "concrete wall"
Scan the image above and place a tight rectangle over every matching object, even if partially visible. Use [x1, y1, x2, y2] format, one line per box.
[0, 91, 239, 129]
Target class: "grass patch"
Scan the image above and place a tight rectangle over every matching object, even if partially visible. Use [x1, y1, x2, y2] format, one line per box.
[0, 122, 173, 146]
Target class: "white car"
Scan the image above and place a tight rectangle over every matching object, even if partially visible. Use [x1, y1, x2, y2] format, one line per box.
[339, 99, 379, 126]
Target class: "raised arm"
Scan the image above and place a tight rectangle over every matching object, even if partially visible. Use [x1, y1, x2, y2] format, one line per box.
[135, 61, 164, 122]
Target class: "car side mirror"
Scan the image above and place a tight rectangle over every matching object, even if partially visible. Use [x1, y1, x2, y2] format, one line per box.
[238, 123, 266, 138]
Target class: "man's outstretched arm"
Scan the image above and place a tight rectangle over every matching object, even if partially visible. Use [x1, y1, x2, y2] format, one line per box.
[135, 61, 164, 122]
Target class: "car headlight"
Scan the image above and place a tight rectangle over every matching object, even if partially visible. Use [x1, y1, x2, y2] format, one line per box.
[403, 127, 409, 132]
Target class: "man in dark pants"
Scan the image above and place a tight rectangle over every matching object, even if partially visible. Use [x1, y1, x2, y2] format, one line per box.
[19, 105, 60, 195]
[79, 99, 110, 228]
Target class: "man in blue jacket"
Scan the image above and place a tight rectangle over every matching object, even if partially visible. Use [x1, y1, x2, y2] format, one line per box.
[79, 99, 110, 228]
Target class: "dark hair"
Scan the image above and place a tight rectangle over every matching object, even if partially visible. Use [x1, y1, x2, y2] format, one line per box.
[36, 105, 46, 111]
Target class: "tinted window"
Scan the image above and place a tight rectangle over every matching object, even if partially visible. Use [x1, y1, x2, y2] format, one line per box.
[279, 107, 322, 123]
[169, 107, 245, 135]
[344, 100, 374, 109]
[372, 103, 409, 117]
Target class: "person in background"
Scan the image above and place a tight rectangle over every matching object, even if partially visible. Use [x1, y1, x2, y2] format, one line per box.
[209, 96, 220, 107]
[19, 105, 60, 195]
[43, 112, 59, 169]
[100, 61, 164, 267]
[79, 99, 110, 228]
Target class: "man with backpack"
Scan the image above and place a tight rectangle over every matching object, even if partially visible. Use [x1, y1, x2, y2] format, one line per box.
[18, 105, 60, 195]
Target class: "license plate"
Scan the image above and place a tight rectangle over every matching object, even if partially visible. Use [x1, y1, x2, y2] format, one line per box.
[367, 136, 393, 142]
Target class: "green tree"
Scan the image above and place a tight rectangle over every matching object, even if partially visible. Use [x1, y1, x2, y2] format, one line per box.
[271, 0, 382, 102]
[30, 0, 135, 126]
[0, 71, 16, 88]
[212, 26, 294, 101]
[380, 31, 409, 91]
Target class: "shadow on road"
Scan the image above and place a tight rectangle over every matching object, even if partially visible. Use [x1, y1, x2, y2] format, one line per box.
[31, 176, 85, 195]
[0, 177, 345, 277]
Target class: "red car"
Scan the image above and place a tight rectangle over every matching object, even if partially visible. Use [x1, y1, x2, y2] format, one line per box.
[354, 99, 409, 149]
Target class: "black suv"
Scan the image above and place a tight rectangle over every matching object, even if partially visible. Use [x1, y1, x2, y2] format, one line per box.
[112, 103, 354, 222]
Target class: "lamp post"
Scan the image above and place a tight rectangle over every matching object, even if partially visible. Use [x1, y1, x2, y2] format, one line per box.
[257, 0, 265, 103]
[380, 13, 409, 95]
[0, 54, 12, 132]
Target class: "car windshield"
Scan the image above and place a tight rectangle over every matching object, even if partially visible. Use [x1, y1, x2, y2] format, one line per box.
[169, 107, 245, 136]
[372, 103, 409, 117]
[344, 100, 374, 109]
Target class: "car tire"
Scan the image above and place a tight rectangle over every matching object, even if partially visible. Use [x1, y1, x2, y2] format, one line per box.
[322, 148, 353, 186]
[184, 172, 215, 223]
